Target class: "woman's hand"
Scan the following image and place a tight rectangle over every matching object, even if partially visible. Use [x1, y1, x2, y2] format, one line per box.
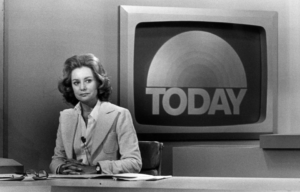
[59, 159, 83, 175]
[59, 159, 98, 175]
[76, 164, 97, 175]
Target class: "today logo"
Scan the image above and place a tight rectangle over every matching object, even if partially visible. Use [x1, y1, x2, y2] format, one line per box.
[146, 88, 247, 116]
[145, 31, 247, 116]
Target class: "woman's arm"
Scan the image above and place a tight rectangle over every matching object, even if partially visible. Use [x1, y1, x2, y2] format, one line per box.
[50, 122, 85, 174]
[49, 122, 68, 173]
[98, 108, 142, 174]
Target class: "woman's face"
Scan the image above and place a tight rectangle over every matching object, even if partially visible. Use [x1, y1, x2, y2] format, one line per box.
[71, 66, 99, 106]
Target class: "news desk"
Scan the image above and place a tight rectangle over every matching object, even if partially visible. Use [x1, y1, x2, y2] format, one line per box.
[1, 177, 300, 192]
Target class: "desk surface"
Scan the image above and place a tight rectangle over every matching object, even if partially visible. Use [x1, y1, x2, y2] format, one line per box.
[1, 177, 300, 192]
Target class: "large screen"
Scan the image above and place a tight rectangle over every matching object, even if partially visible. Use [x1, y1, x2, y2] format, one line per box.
[120, 6, 278, 139]
[134, 22, 264, 126]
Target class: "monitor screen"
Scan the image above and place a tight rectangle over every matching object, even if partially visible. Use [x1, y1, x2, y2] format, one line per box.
[134, 22, 264, 126]
[120, 6, 278, 138]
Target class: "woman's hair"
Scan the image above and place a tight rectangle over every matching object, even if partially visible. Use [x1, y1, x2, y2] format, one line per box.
[58, 53, 112, 105]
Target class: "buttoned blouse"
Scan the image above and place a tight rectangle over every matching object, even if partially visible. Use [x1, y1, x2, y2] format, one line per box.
[73, 100, 101, 165]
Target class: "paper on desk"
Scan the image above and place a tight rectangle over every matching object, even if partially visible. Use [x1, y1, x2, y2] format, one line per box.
[112, 173, 172, 181]
[0, 174, 25, 181]
[49, 174, 112, 179]
[0, 173, 22, 178]
[49, 173, 172, 181]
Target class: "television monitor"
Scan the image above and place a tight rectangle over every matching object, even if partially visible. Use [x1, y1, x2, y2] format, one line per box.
[119, 6, 278, 140]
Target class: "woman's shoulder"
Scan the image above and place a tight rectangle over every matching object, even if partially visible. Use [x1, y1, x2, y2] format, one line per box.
[60, 108, 77, 116]
[102, 102, 128, 112]
[58, 108, 78, 124]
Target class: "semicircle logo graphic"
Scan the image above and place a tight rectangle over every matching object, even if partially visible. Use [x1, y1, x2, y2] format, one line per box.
[146, 31, 247, 88]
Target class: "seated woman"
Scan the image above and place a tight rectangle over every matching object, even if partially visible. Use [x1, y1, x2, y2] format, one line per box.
[50, 53, 142, 175]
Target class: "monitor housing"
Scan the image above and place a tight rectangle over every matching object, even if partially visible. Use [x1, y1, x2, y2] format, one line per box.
[119, 6, 278, 140]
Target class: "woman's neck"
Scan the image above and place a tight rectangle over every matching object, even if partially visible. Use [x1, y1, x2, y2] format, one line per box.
[80, 99, 97, 113]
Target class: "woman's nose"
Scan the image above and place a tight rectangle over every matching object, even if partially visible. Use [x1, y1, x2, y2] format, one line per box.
[80, 83, 86, 90]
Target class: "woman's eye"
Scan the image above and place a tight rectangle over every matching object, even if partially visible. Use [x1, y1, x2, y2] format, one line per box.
[86, 79, 92, 83]
[73, 82, 79, 86]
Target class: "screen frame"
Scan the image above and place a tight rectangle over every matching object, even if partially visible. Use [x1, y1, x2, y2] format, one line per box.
[119, 5, 278, 137]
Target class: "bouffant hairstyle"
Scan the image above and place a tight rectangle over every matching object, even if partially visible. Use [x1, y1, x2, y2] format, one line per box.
[58, 53, 112, 105]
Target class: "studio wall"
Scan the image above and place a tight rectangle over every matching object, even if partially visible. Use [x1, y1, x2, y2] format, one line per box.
[0, 0, 3, 158]
[1, 0, 300, 175]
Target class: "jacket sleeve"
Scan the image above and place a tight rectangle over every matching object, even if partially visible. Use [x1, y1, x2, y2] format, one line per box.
[49, 114, 68, 173]
[98, 108, 142, 174]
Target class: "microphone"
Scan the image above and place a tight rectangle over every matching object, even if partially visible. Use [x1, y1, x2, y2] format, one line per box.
[81, 136, 86, 143]
[81, 136, 91, 165]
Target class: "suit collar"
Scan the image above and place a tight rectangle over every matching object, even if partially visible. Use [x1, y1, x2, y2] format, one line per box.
[99, 101, 116, 114]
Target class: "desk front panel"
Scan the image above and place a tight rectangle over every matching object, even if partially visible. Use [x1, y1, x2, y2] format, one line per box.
[1, 177, 300, 191]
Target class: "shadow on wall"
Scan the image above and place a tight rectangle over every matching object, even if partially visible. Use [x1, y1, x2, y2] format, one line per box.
[7, 98, 67, 172]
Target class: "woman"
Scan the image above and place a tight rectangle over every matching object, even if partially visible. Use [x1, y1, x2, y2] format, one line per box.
[49, 53, 142, 175]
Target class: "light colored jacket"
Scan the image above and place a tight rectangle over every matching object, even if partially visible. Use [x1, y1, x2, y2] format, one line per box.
[49, 102, 142, 174]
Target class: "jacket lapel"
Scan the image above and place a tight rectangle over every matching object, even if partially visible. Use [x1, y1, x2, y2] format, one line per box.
[60, 110, 79, 159]
[91, 102, 118, 154]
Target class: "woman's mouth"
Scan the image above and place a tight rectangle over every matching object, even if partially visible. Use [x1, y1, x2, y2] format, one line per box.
[80, 93, 89, 97]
